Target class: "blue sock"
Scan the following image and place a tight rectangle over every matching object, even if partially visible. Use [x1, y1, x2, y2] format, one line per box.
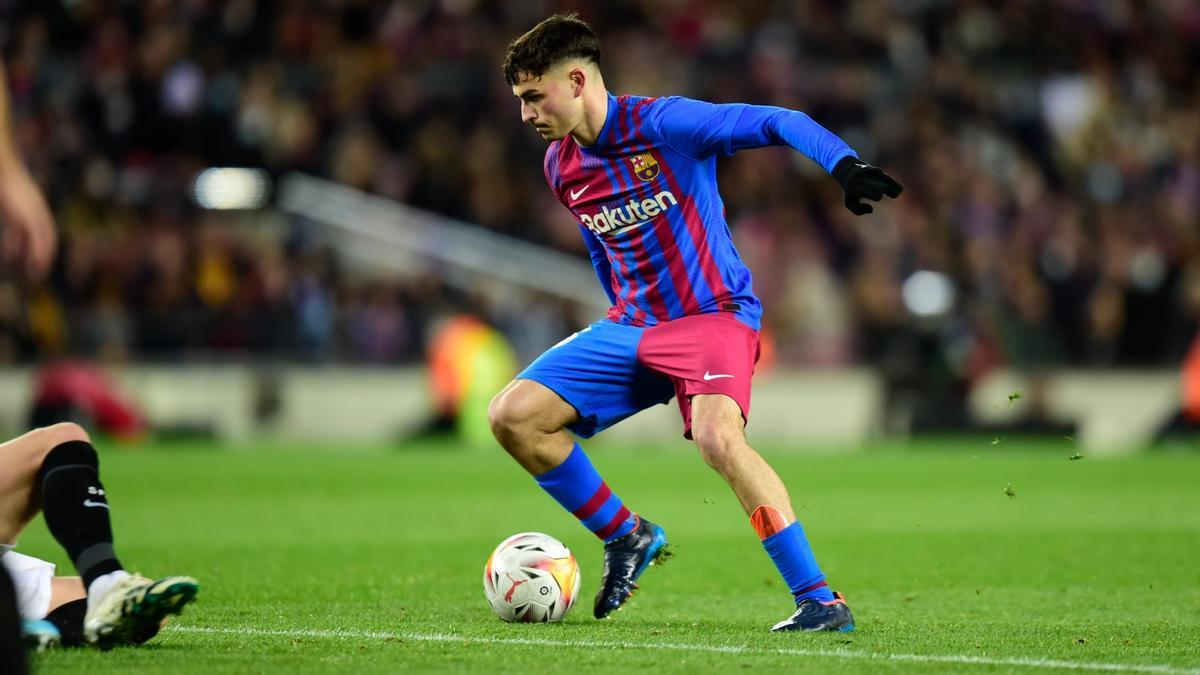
[534, 443, 637, 542]
[762, 521, 835, 604]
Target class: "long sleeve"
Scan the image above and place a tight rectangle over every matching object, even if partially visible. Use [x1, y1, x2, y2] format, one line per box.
[579, 224, 617, 306]
[644, 96, 856, 173]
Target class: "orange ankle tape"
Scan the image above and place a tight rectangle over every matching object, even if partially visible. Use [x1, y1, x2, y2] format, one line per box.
[750, 505, 792, 539]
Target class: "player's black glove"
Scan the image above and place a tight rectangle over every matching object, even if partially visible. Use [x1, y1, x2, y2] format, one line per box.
[831, 156, 903, 216]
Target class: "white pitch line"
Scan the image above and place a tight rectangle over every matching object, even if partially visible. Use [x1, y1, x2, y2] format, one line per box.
[169, 625, 1200, 674]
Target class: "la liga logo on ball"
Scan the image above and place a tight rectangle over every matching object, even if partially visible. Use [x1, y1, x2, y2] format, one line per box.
[483, 532, 580, 622]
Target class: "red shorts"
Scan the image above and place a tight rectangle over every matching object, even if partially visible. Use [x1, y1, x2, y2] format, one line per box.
[636, 313, 760, 439]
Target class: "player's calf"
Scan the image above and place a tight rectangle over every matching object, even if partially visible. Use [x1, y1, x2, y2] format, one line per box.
[38, 436, 126, 591]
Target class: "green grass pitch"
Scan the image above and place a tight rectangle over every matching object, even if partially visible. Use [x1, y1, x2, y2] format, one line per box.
[21, 437, 1200, 673]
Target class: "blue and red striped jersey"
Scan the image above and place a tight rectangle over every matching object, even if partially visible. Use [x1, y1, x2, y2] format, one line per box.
[544, 93, 857, 330]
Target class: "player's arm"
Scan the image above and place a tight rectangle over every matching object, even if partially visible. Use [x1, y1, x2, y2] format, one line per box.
[579, 225, 618, 306]
[0, 58, 57, 278]
[645, 96, 902, 215]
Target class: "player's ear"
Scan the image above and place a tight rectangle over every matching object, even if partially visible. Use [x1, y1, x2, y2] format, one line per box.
[568, 67, 586, 97]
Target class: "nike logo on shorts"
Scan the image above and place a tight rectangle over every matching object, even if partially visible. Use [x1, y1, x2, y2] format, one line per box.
[83, 499, 109, 509]
[703, 371, 734, 381]
[569, 184, 590, 201]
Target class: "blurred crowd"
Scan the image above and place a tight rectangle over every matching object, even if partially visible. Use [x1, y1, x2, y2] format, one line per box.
[1, 0, 1198, 374]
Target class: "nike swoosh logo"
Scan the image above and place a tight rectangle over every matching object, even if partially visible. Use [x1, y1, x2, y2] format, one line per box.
[608, 220, 651, 237]
[569, 185, 590, 201]
[703, 371, 734, 381]
[83, 499, 109, 509]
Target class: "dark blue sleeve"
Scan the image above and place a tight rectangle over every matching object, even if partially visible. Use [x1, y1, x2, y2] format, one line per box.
[645, 96, 856, 173]
[579, 225, 617, 306]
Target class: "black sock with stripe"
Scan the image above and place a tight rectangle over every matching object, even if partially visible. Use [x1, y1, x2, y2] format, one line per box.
[38, 441, 123, 588]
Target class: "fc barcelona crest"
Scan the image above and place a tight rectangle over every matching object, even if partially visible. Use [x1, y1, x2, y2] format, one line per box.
[630, 152, 660, 181]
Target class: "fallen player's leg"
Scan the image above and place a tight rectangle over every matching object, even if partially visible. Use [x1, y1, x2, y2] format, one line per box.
[0, 424, 199, 648]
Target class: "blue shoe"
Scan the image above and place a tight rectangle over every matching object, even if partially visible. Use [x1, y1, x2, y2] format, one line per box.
[22, 619, 61, 651]
[593, 516, 669, 619]
[771, 591, 855, 632]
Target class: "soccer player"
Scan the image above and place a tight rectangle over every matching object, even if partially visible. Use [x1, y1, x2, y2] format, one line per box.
[0, 423, 199, 648]
[2, 53, 58, 668]
[1, 60, 197, 651]
[490, 14, 901, 632]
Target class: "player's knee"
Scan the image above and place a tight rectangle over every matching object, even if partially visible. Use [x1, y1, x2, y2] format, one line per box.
[487, 394, 507, 438]
[40, 422, 91, 446]
[488, 390, 528, 442]
[489, 384, 570, 448]
[26, 423, 90, 467]
[693, 422, 743, 473]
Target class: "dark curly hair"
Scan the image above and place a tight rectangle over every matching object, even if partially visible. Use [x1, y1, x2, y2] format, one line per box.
[502, 13, 601, 86]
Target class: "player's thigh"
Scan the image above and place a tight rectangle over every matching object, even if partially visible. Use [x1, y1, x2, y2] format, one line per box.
[0, 424, 90, 543]
[0, 435, 45, 544]
[689, 393, 749, 451]
[514, 320, 669, 438]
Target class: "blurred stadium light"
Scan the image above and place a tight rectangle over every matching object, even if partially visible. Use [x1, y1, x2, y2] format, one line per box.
[192, 168, 271, 210]
[901, 270, 956, 319]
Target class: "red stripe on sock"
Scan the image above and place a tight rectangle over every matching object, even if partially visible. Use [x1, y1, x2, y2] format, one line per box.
[797, 580, 828, 595]
[596, 506, 632, 540]
[572, 483, 613, 520]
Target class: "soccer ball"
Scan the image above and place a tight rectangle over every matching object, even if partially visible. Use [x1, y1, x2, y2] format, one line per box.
[483, 532, 580, 622]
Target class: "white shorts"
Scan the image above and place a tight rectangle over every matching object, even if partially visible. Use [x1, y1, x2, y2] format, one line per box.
[0, 549, 56, 620]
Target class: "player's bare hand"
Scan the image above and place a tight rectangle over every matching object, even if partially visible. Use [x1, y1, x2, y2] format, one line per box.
[0, 162, 57, 280]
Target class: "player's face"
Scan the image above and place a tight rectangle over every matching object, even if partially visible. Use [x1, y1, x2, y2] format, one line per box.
[512, 68, 582, 141]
